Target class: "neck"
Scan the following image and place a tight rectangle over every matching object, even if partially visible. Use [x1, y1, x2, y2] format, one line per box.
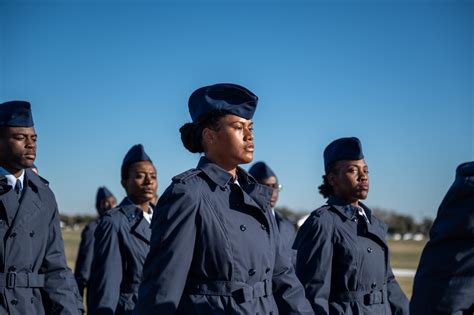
[129, 197, 151, 213]
[0, 163, 23, 178]
[205, 155, 237, 178]
[333, 195, 359, 207]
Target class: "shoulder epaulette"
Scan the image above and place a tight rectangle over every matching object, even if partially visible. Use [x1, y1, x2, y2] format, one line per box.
[311, 205, 332, 217]
[172, 168, 202, 183]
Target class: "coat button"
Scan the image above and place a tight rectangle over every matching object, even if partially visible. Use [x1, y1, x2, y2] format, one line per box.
[248, 269, 256, 276]
[240, 225, 246, 231]
[367, 247, 373, 253]
[8, 266, 16, 272]
[11, 299, 18, 305]
[30, 231, 35, 237]
[260, 224, 267, 231]
[352, 217, 358, 222]
[9, 232, 17, 238]
[371, 282, 377, 289]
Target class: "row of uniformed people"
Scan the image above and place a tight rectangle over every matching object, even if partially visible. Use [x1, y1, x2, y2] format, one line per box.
[1, 86, 471, 315]
[76, 83, 410, 315]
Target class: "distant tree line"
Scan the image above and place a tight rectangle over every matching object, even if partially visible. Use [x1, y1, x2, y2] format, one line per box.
[60, 206, 434, 235]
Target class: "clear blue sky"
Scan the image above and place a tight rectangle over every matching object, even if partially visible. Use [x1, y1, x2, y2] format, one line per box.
[1, 0, 472, 220]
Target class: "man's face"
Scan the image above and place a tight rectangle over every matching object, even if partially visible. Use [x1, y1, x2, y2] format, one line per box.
[0, 127, 37, 173]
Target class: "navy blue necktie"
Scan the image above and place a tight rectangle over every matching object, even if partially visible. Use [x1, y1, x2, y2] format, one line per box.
[14, 179, 22, 200]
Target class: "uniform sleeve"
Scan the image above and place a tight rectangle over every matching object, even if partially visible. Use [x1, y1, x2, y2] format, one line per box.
[87, 216, 122, 315]
[74, 223, 95, 297]
[271, 216, 314, 315]
[387, 251, 409, 314]
[293, 213, 334, 314]
[40, 204, 84, 315]
[134, 184, 199, 315]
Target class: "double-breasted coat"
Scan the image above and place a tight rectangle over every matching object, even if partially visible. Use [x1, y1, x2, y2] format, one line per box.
[135, 157, 313, 315]
[74, 218, 99, 298]
[410, 161, 474, 315]
[293, 197, 409, 315]
[0, 169, 83, 314]
[87, 198, 151, 315]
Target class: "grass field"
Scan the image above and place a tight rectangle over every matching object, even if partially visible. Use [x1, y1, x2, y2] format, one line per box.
[63, 230, 426, 299]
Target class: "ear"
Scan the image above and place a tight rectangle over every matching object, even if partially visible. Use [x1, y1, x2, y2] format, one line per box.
[327, 172, 337, 187]
[202, 127, 216, 147]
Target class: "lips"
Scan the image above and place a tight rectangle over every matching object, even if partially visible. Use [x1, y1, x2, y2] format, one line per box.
[245, 144, 254, 152]
[24, 153, 36, 160]
[358, 184, 369, 190]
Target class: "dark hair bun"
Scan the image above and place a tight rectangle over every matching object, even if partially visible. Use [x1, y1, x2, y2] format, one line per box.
[180, 123, 203, 153]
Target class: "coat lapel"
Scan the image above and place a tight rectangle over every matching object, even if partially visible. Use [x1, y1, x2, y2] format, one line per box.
[120, 199, 151, 244]
[10, 171, 42, 229]
[131, 216, 151, 244]
[0, 175, 20, 226]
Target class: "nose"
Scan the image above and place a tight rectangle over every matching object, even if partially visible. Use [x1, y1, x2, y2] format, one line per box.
[25, 137, 36, 149]
[244, 127, 254, 141]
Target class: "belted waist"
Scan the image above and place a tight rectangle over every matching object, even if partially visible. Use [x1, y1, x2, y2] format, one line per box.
[185, 279, 272, 304]
[332, 287, 387, 305]
[0, 272, 45, 288]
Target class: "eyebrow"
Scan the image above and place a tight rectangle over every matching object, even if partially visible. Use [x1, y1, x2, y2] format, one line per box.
[11, 133, 37, 137]
[229, 120, 253, 126]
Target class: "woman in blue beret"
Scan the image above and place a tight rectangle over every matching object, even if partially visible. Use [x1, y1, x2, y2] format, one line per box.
[293, 137, 409, 315]
[135, 83, 313, 315]
[88, 144, 158, 315]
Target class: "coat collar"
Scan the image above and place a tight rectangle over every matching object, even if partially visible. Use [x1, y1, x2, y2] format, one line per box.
[197, 157, 257, 188]
[118, 197, 151, 243]
[327, 196, 372, 223]
[0, 169, 43, 227]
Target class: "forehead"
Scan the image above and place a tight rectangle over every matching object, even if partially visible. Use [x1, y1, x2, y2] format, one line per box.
[5, 126, 36, 135]
[336, 159, 367, 168]
[259, 176, 278, 185]
[129, 161, 156, 173]
[221, 114, 253, 125]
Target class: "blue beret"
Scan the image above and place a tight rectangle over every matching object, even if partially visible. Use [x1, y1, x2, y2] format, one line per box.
[0, 100, 34, 127]
[188, 83, 258, 122]
[456, 161, 474, 177]
[324, 137, 364, 170]
[249, 161, 277, 181]
[96, 186, 115, 210]
[121, 144, 152, 178]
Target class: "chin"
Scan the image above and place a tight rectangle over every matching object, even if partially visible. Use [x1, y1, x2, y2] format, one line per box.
[240, 154, 254, 164]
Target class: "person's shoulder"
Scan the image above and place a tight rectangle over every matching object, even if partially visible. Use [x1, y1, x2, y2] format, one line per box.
[171, 168, 204, 185]
[26, 169, 53, 193]
[310, 204, 335, 221]
[97, 207, 124, 230]
[166, 168, 209, 197]
[83, 218, 100, 232]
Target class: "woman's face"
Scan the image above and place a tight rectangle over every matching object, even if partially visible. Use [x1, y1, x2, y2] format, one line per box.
[121, 161, 158, 205]
[204, 114, 254, 169]
[259, 176, 280, 208]
[328, 159, 369, 204]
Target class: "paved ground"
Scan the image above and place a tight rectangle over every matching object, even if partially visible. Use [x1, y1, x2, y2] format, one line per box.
[393, 268, 416, 277]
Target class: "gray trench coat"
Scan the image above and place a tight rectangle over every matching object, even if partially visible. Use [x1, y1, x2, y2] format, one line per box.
[135, 157, 313, 315]
[0, 169, 83, 314]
